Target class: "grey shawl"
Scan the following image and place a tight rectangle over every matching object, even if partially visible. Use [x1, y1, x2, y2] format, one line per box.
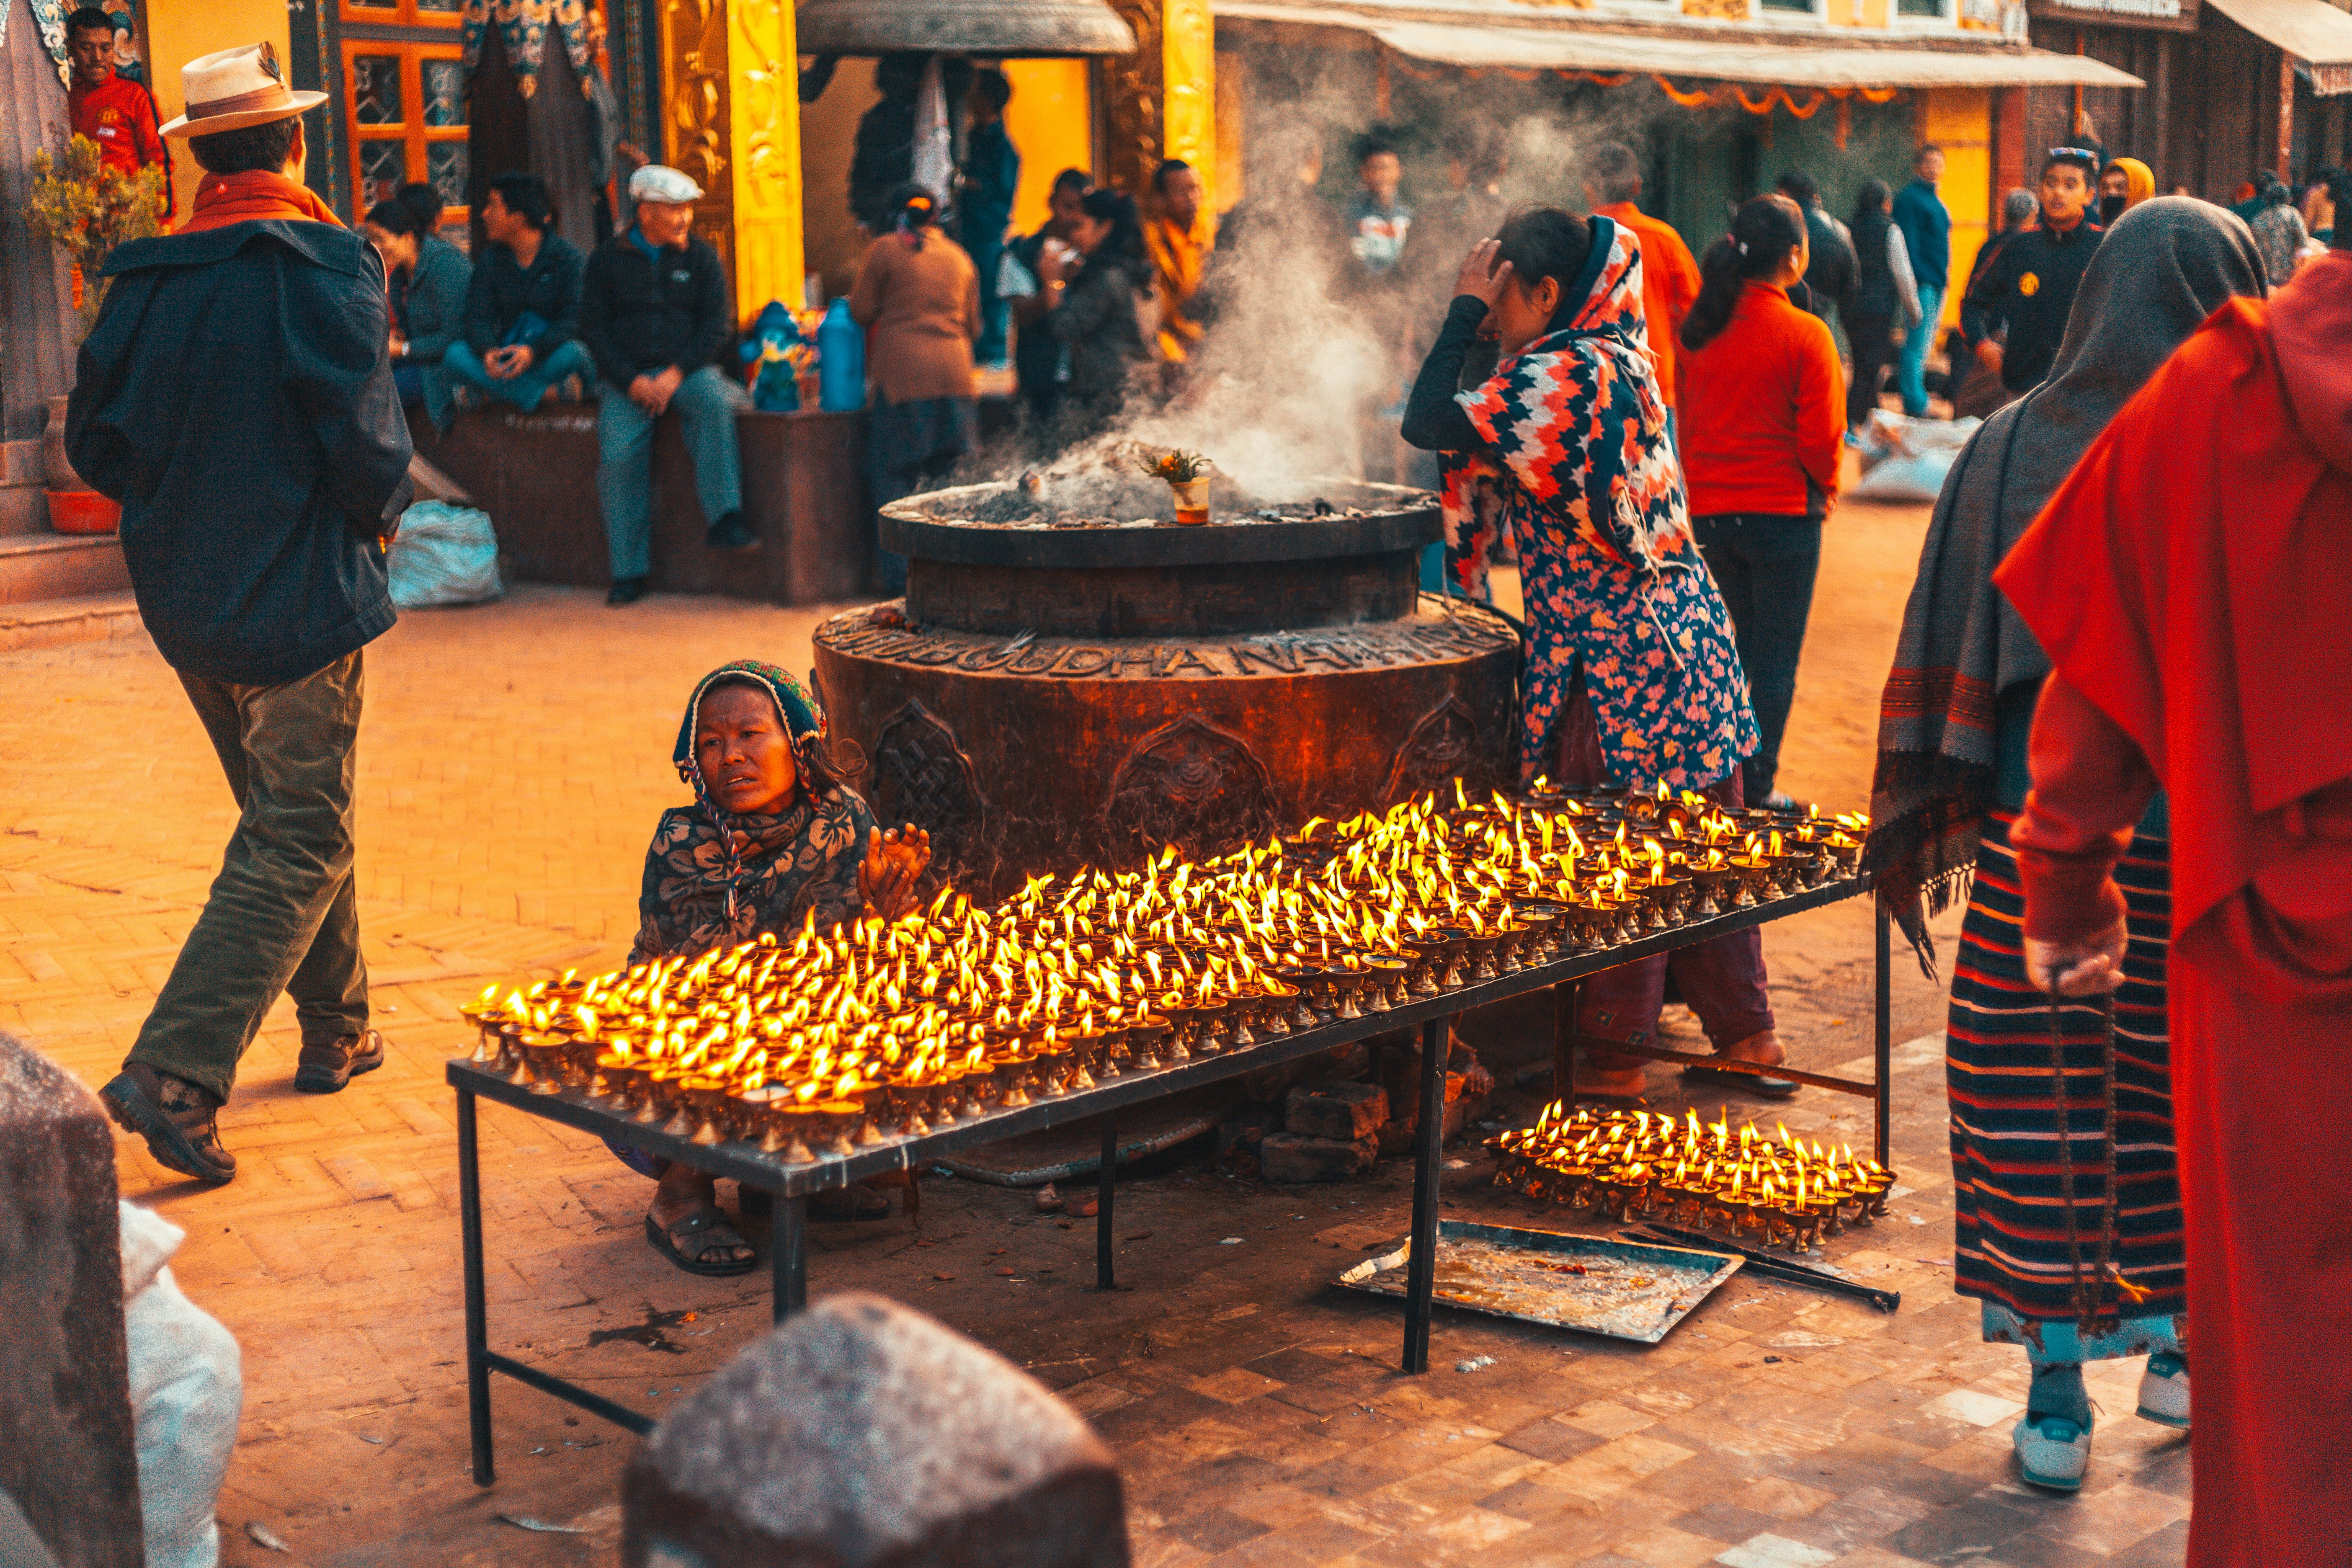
[1865, 198, 2266, 962]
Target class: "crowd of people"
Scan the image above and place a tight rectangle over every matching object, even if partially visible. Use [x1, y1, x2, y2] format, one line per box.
[43, 26, 2351, 1566]
[1390, 161, 2349, 1568]
[351, 163, 758, 605]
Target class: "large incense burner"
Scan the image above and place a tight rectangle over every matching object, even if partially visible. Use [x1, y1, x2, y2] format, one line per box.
[812, 476, 1521, 898]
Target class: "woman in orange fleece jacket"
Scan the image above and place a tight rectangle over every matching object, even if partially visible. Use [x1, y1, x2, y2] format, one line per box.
[1678, 194, 1846, 809]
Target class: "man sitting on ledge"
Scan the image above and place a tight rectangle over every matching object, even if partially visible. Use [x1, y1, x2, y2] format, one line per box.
[442, 171, 594, 418]
[581, 163, 756, 606]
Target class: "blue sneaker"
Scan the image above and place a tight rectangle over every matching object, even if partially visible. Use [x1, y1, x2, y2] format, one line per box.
[2013, 1411, 2091, 1491]
[2137, 1353, 2190, 1429]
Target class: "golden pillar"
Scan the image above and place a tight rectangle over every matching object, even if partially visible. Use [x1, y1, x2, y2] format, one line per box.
[1100, 0, 1215, 209]
[659, 0, 805, 324]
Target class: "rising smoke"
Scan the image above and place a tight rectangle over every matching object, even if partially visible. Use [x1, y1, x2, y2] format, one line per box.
[961, 58, 1714, 516]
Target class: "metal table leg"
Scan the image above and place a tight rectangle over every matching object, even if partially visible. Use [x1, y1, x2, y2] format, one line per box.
[1403, 1014, 1450, 1374]
[1096, 1115, 1117, 1290]
[773, 1194, 807, 1323]
[457, 1088, 493, 1485]
[1874, 899, 1893, 1168]
[1552, 980, 1581, 1108]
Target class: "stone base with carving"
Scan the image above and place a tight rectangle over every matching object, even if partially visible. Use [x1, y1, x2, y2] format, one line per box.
[814, 593, 1519, 899]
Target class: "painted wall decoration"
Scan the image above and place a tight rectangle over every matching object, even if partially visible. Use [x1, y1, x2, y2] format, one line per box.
[460, 0, 591, 97]
[28, 0, 73, 86]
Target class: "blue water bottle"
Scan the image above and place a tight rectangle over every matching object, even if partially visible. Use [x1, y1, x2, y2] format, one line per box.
[817, 297, 866, 412]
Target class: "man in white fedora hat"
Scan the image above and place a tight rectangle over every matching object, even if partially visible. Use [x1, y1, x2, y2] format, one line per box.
[578, 162, 757, 605]
[67, 41, 413, 1184]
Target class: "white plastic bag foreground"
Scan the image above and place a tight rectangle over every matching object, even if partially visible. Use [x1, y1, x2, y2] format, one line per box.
[1852, 410, 1982, 504]
[387, 501, 505, 608]
[121, 1202, 242, 1568]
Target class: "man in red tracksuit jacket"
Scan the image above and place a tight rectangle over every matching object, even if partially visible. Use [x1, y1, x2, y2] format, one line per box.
[67, 5, 172, 225]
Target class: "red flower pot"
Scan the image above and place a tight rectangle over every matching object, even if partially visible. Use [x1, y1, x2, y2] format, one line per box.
[45, 488, 121, 535]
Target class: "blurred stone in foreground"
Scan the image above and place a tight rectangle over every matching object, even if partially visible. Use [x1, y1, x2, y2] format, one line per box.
[623, 1292, 1129, 1568]
[0, 1032, 144, 1567]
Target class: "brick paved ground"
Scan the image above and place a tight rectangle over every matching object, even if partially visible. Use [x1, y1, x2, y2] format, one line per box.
[0, 500, 2191, 1566]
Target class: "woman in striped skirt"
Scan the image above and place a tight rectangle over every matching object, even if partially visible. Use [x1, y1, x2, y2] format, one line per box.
[1867, 202, 2265, 1489]
[1947, 806, 2185, 1485]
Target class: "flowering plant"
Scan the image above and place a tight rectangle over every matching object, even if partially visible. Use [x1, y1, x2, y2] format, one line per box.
[28, 134, 165, 340]
[1136, 448, 1211, 485]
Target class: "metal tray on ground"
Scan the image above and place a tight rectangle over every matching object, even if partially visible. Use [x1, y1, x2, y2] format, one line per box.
[1336, 1220, 1743, 1344]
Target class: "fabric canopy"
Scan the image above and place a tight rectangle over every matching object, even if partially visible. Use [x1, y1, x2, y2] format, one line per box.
[1216, 0, 2146, 88]
[2205, 0, 2352, 93]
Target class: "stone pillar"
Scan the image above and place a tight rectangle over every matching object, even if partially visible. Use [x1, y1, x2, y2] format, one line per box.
[658, 0, 805, 325]
[1098, 0, 1215, 204]
[1, 0, 78, 533]
[0, 1033, 144, 1567]
[622, 1292, 1129, 1567]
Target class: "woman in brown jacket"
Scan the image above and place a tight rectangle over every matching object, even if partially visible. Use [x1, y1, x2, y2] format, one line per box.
[850, 182, 981, 594]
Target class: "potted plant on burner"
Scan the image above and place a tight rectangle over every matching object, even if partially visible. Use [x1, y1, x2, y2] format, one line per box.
[1139, 448, 1213, 524]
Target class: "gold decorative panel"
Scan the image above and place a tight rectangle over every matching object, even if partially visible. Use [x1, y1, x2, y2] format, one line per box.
[1100, 0, 1217, 203]
[1099, 0, 1165, 198]
[1162, 0, 1215, 215]
[659, 0, 803, 325]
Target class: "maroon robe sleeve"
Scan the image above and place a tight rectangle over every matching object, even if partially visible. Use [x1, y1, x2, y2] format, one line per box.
[2011, 673, 2157, 945]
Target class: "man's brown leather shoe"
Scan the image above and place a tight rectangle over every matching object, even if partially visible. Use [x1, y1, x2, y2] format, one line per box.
[101, 1064, 236, 1183]
[294, 1029, 386, 1093]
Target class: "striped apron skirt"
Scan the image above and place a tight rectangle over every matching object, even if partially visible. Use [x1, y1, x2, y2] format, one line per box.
[1946, 810, 2187, 1320]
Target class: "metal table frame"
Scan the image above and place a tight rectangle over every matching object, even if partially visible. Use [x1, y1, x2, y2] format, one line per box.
[450, 883, 1888, 1483]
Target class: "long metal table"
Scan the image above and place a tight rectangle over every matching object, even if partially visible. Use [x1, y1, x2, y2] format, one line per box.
[449, 880, 1888, 1483]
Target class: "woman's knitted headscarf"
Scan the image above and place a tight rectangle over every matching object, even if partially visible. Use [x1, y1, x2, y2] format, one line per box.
[672, 660, 832, 919]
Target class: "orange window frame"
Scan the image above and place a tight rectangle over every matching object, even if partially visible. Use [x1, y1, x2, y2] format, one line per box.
[338, 0, 462, 27]
[341, 40, 470, 224]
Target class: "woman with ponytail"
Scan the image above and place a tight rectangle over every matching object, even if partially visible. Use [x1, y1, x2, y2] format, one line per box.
[851, 181, 982, 593]
[1402, 207, 1792, 1103]
[1678, 193, 1845, 811]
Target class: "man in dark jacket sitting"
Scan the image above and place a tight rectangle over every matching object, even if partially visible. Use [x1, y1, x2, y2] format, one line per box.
[579, 163, 755, 606]
[66, 41, 412, 1183]
[442, 171, 594, 414]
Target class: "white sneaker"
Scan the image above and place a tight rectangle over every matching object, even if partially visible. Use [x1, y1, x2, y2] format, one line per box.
[2136, 1353, 2190, 1429]
[2013, 1411, 2092, 1491]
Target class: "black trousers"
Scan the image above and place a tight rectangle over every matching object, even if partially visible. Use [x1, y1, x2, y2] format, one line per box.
[1845, 309, 1897, 428]
[1694, 513, 1822, 803]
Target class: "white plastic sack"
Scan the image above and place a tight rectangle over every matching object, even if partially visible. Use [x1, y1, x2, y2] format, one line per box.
[387, 501, 505, 608]
[1851, 410, 1981, 504]
[121, 1202, 242, 1568]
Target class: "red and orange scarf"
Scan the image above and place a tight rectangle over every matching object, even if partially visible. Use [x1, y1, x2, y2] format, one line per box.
[179, 169, 343, 234]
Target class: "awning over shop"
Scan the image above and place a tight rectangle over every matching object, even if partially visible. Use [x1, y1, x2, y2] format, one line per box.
[1216, 0, 2146, 88]
[2204, 0, 2352, 92]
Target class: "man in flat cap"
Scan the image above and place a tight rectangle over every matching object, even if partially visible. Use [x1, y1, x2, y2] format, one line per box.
[579, 163, 756, 606]
[67, 43, 412, 1182]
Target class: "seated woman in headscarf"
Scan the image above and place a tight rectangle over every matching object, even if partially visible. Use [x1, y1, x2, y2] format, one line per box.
[1866, 199, 2265, 1492]
[620, 660, 931, 1275]
[1400, 209, 1790, 1102]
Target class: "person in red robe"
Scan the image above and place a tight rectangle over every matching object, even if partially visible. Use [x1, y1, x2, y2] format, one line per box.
[66, 5, 171, 226]
[1993, 199, 2352, 1568]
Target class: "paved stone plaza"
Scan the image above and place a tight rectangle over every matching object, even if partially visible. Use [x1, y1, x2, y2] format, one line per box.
[0, 500, 2192, 1565]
